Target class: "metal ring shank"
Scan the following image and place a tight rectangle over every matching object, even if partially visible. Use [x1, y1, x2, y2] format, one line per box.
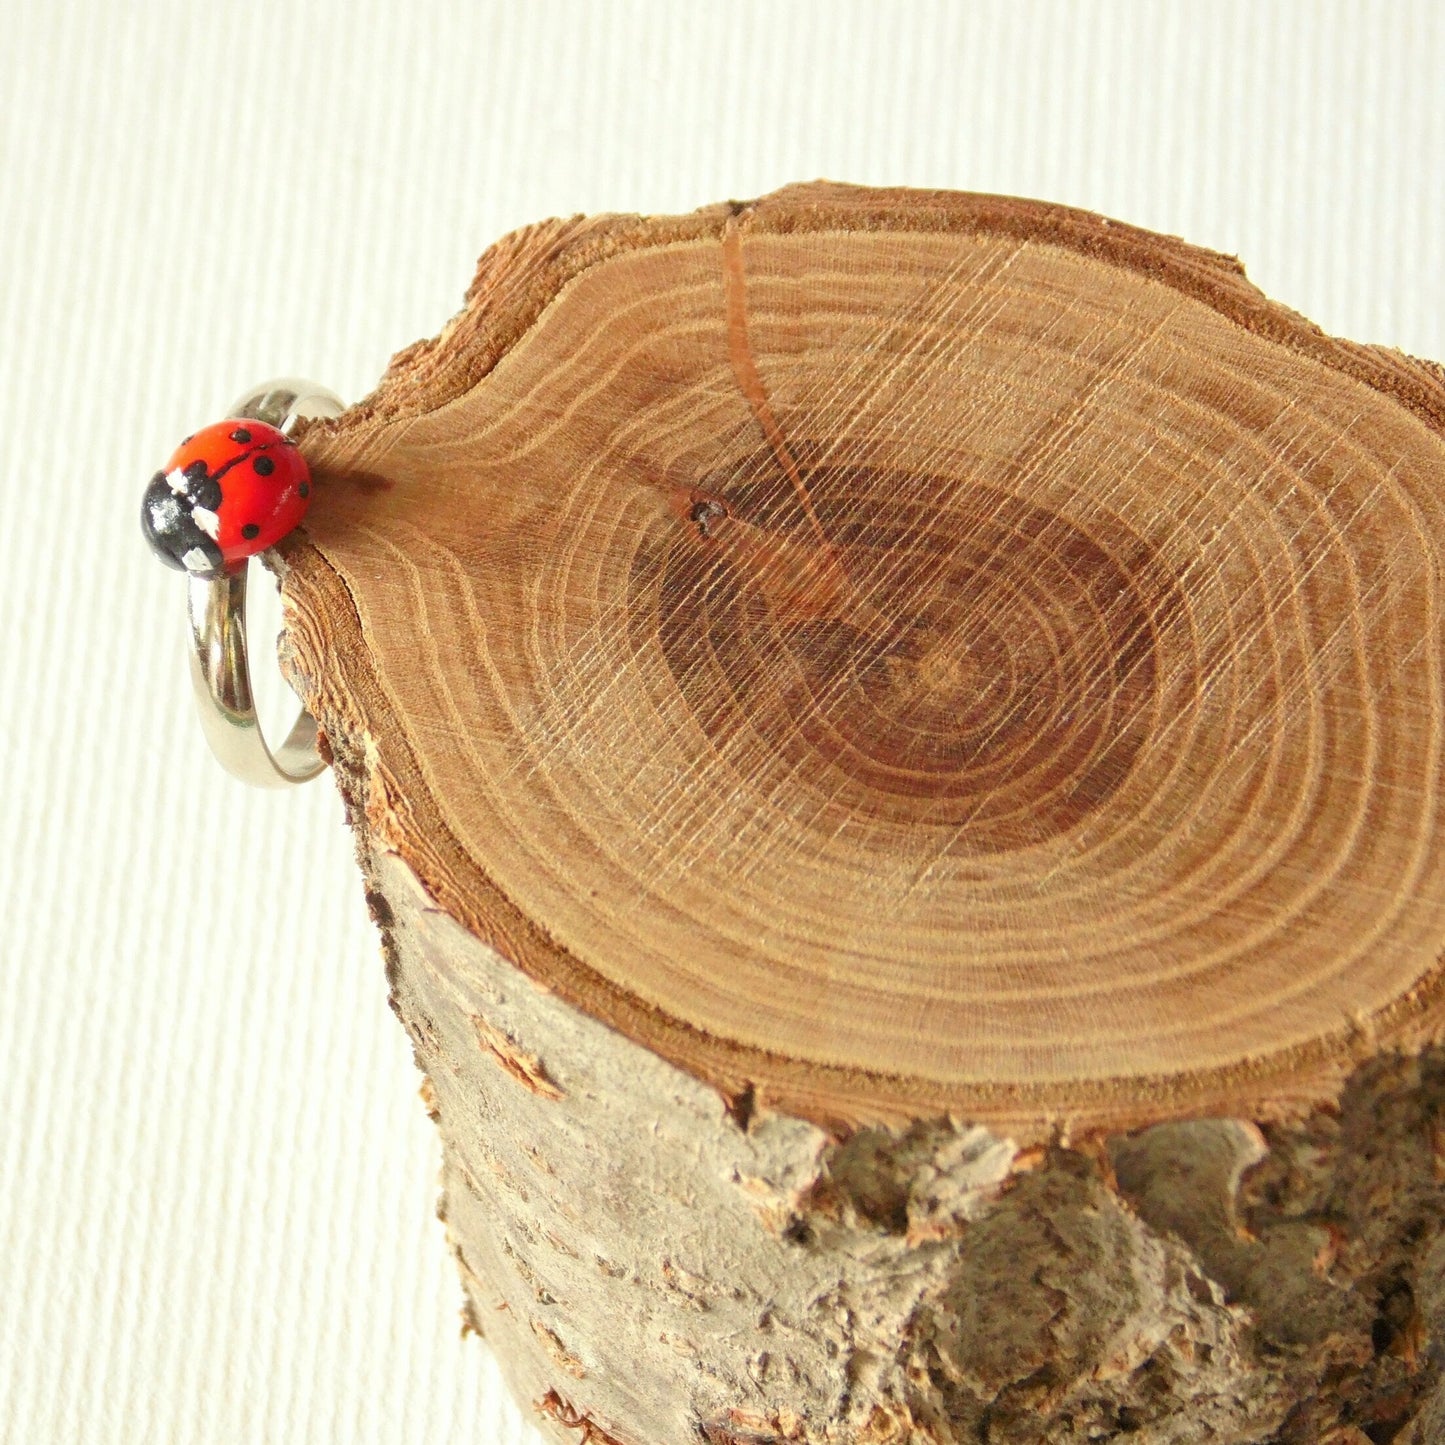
[187, 378, 343, 787]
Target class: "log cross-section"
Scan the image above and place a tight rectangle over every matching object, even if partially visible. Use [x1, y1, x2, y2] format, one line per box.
[278, 184, 1445, 1443]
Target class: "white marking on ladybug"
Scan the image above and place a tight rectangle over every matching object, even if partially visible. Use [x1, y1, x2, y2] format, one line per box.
[191, 505, 221, 540]
[181, 546, 212, 573]
[166, 467, 190, 494]
[149, 493, 182, 529]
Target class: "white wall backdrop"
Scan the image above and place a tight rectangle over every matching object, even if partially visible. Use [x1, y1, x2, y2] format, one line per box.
[1, 3, 1440, 1441]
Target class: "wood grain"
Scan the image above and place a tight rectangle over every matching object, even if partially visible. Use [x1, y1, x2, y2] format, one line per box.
[281, 182, 1445, 1139]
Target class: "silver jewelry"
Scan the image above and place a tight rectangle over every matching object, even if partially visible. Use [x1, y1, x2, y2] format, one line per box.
[155, 378, 344, 787]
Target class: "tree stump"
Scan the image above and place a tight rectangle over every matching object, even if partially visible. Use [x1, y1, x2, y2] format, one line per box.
[277, 183, 1445, 1444]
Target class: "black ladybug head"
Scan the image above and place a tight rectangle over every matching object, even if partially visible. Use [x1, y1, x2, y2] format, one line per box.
[141, 468, 224, 578]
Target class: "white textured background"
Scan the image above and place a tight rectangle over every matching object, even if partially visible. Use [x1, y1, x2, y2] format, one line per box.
[1, 3, 1441, 1441]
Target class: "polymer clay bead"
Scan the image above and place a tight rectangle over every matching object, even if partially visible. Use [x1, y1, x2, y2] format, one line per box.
[141, 418, 311, 579]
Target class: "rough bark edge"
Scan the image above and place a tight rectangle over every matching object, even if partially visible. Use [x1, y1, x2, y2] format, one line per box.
[343, 808, 1445, 1445]
[277, 181, 1445, 1142]
[306, 181, 1445, 438]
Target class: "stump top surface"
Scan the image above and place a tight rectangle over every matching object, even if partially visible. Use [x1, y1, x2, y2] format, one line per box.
[286, 184, 1445, 1134]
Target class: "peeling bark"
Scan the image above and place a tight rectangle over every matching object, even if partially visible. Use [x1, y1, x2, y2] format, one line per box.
[334, 836, 1445, 1444]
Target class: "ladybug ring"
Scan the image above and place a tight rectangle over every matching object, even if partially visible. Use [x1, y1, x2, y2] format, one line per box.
[142, 379, 344, 787]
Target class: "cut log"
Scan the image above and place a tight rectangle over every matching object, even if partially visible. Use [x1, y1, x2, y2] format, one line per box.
[277, 183, 1445, 1443]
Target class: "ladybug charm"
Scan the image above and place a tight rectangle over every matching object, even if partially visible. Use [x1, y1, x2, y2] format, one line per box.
[141, 419, 312, 579]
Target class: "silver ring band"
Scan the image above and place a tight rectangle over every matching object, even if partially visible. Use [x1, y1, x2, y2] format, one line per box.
[187, 378, 343, 787]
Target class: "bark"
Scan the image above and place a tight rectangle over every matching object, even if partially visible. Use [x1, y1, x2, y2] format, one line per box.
[337, 843, 1445, 1445]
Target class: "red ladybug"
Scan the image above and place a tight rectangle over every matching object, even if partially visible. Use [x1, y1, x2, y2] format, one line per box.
[141, 419, 312, 579]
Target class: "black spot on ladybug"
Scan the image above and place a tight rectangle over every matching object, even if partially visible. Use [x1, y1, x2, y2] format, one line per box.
[190, 477, 222, 510]
[253, 455, 275, 476]
[183, 459, 208, 481]
[242, 523, 261, 540]
[229, 427, 252, 444]
[299, 482, 310, 498]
